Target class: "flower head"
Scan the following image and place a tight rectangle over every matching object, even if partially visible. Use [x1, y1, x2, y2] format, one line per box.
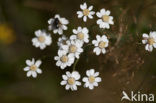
[62, 40, 83, 59]
[92, 35, 109, 55]
[70, 27, 89, 43]
[32, 30, 52, 50]
[23, 58, 42, 78]
[77, 2, 95, 22]
[61, 71, 81, 91]
[96, 9, 114, 29]
[83, 69, 101, 90]
[54, 50, 75, 69]
[48, 14, 69, 35]
[142, 32, 156, 52]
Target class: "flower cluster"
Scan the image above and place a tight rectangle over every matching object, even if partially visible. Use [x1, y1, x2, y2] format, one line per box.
[23, 2, 154, 91]
[61, 69, 101, 91]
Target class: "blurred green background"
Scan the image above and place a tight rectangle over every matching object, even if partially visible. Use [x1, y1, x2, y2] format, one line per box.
[0, 0, 156, 103]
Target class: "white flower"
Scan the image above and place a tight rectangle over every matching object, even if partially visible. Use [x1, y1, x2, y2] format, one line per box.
[62, 40, 83, 59]
[61, 71, 81, 91]
[70, 27, 89, 43]
[23, 58, 42, 78]
[96, 9, 114, 29]
[57, 35, 67, 48]
[142, 32, 156, 52]
[54, 50, 75, 69]
[32, 30, 52, 50]
[92, 35, 109, 55]
[77, 2, 95, 22]
[82, 69, 101, 90]
[48, 14, 69, 35]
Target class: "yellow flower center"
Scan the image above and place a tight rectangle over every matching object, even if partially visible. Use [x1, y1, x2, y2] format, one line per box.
[30, 65, 37, 71]
[102, 15, 110, 22]
[99, 41, 106, 49]
[38, 36, 45, 43]
[88, 76, 95, 83]
[77, 32, 84, 40]
[68, 77, 75, 85]
[60, 55, 68, 63]
[148, 38, 155, 45]
[69, 45, 77, 53]
[83, 9, 90, 16]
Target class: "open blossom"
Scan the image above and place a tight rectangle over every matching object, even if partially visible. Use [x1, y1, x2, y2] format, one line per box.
[83, 69, 102, 90]
[32, 30, 52, 50]
[70, 27, 89, 43]
[57, 35, 68, 48]
[61, 71, 81, 91]
[23, 58, 42, 78]
[142, 32, 156, 52]
[77, 2, 95, 22]
[48, 14, 69, 35]
[54, 50, 75, 69]
[92, 35, 109, 55]
[62, 40, 83, 59]
[96, 9, 114, 29]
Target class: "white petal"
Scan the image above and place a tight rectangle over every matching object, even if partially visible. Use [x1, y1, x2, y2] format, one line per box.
[77, 11, 83, 18]
[102, 48, 106, 54]
[26, 60, 33, 66]
[88, 14, 93, 19]
[90, 69, 95, 75]
[153, 43, 156, 48]
[72, 84, 77, 91]
[142, 33, 149, 38]
[62, 75, 68, 80]
[93, 47, 101, 55]
[65, 84, 70, 90]
[89, 84, 94, 90]
[142, 40, 147, 44]
[88, 6, 93, 11]
[83, 77, 88, 82]
[24, 67, 30, 71]
[106, 10, 110, 15]
[95, 77, 102, 82]
[93, 82, 98, 86]
[36, 68, 42, 74]
[76, 81, 81, 86]
[72, 71, 80, 80]
[35, 60, 42, 67]
[32, 71, 37, 78]
[100, 9, 106, 15]
[66, 71, 71, 77]
[83, 16, 87, 22]
[60, 80, 67, 85]
[94, 72, 99, 77]
[86, 70, 90, 76]
[27, 71, 32, 77]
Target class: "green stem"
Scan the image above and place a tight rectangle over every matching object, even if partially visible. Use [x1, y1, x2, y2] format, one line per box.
[72, 58, 79, 71]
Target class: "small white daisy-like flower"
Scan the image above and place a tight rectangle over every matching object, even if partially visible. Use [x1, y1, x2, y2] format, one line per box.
[62, 40, 83, 59]
[92, 35, 109, 55]
[54, 50, 75, 69]
[82, 69, 101, 90]
[57, 35, 68, 48]
[142, 31, 156, 52]
[70, 26, 89, 43]
[23, 58, 42, 78]
[32, 30, 52, 50]
[96, 8, 114, 29]
[77, 2, 95, 22]
[61, 71, 81, 91]
[48, 14, 69, 35]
